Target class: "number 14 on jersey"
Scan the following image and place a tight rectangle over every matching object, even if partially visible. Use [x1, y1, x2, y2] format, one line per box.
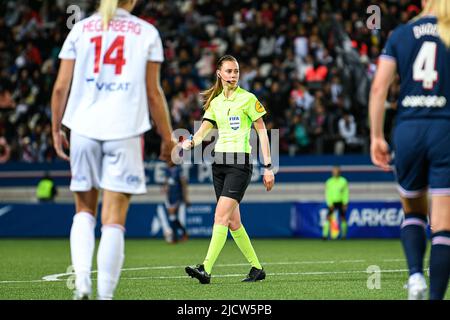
[90, 35, 126, 75]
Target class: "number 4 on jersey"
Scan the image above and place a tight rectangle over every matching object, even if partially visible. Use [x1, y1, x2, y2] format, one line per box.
[90, 35, 126, 75]
[413, 41, 438, 90]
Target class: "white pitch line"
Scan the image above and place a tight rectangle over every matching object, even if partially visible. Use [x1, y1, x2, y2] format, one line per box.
[0, 279, 52, 284]
[1, 268, 411, 283]
[0, 258, 407, 284]
[40, 259, 371, 282]
[122, 268, 411, 281]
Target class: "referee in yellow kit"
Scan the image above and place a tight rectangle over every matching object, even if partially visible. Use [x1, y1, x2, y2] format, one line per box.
[323, 166, 349, 240]
[182, 55, 275, 284]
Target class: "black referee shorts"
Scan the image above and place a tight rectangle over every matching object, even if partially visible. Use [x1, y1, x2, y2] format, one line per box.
[327, 202, 346, 219]
[212, 152, 253, 203]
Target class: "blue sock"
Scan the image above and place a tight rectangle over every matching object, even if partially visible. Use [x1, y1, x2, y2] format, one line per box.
[429, 231, 450, 300]
[400, 213, 427, 276]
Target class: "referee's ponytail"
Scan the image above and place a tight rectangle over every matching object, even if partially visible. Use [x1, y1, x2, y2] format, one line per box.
[99, 0, 134, 30]
[202, 55, 237, 110]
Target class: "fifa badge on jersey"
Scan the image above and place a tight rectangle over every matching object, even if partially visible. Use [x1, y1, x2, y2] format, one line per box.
[229, 116, 241, 130]
[255, 101, 265, 113]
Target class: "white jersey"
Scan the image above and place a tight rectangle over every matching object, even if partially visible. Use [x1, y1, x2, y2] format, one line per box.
[59, 8, 164, 140]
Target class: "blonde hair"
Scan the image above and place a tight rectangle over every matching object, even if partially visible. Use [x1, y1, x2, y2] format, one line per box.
[421, 0, 434, 15]
[202, 55, 238, 110]
[99, 0, 129, 30]
[419, 0, 450, 47]
[434, 0, 450, 47]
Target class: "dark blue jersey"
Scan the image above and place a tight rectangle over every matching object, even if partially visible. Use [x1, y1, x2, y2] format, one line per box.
[381, 16, 450, 121]
[165, 165, 184, 201]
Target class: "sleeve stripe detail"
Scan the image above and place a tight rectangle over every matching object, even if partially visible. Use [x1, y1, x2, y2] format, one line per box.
[202, 118, 216, 126]
[379, 54, 396, 62]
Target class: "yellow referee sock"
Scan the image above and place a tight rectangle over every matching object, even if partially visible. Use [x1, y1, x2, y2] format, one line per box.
[230, 225, 262, 269]
[203, 224, 228, 274]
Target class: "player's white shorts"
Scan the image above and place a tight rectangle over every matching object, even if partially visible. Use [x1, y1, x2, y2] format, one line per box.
[70, 131, 146, 194]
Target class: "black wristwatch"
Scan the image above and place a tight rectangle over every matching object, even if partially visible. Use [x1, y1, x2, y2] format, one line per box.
[262, 163, 272, 169]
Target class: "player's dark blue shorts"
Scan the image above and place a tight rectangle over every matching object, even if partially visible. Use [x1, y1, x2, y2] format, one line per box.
[165, 191, 182, 209]
[393, 119, 450, 198]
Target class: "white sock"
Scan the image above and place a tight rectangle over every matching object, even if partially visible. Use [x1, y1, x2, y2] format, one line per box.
[70, 212, 96, 295]
[97, 224, 125, 300]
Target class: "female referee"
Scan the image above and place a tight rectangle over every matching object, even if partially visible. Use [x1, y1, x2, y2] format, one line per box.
[51, 0, 175, 299]
[183, 55, 275, 284]
[370, 0, 450, 300]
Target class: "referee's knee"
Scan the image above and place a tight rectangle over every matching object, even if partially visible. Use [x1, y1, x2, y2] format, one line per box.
[214, 216, 229, 226]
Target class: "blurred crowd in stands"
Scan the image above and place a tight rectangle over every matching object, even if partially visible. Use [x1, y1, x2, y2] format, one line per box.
[0, 0, 421, 163]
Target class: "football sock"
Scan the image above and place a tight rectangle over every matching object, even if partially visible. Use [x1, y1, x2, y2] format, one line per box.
[230, 225, 262, 269]
[70, 212, 96, 295]
[400, 213, 427, 276]
[429, 231, 450, 300]
[97, 224, 125, 300]
[341, 220, 348, 238]
[203, 224, 228, 274]
[322, 220, 330, 239]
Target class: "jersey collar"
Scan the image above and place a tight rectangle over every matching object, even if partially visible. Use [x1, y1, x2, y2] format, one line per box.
[116, 8, 131, 17]
[221, 86, 240, 101]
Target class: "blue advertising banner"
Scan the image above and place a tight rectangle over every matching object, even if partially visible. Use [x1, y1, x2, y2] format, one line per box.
[2, 201, 423, 239]
[0, 202, 293, 238]
[294, 201, 405, 238]
[0, 155, 394, 187]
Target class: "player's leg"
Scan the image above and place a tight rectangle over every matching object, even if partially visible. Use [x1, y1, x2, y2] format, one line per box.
[71, 190, 99, 299]
[69, 131, 102, 299]
[97, 190, 130, 300]
[322, 207, 333, 240]
[174, 203, 189, 241]
[425, 119, 450, 300]
[96, 135, 146, 299]
[400, 195, 429, 276]
[169, 201, 188, 241]
[429, 195, 450, 300]
[338, 204, 348, 239]
[398, 195, 429, 300]
[158, 203, 173, 242]
[202, 163, 237, 275]
[229, 206, 265, 282]
[202, 196, 238, 274]
[185, 164, 227, 284]
[394, 121, 428, 299]
[167, 204, 180, 242]
[185, 196, 236, 284]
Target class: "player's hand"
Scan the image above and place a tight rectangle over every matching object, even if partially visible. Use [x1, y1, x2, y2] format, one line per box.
[263, 169, 274, 191]
[370, 137, 391, 171]
[160, 137, 177, 162]
[52, 130, 70, 161]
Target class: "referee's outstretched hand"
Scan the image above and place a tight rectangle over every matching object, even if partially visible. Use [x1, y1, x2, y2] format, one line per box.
[181, 138, 193, 150]
[370, 137, 391, 172]
[263, 169, 274, 191]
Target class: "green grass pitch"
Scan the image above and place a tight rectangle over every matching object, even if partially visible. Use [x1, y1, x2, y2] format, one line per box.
[0, 238, 447, 300]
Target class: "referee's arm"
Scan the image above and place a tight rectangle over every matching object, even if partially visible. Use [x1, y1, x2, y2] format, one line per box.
[253, 117, 271, 166]
[192, 120, 214, 147]
[342, 179, 349, 209]
[325, 180, 333, 208]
